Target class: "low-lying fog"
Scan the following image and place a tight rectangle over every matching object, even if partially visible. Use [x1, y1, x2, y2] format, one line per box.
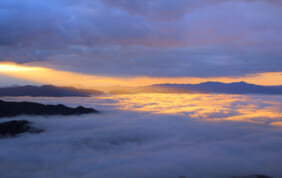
[0, 94, 282, 178]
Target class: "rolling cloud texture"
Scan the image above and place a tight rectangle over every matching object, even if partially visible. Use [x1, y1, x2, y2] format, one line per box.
[0, 0, 281, 77]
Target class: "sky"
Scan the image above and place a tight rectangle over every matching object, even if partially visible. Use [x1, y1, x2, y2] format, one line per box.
[0, 0, 282, 87]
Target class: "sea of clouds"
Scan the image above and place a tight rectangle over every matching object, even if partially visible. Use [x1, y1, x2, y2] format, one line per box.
[0, 96, 282, 178]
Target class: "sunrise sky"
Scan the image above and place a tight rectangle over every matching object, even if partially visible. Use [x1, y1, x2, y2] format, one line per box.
[0, 0, 281, 88]
[1, 2, 282, 177]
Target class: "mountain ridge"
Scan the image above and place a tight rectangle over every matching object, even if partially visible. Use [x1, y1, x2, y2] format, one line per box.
[0, 99, 98, 118]
[151, 81, 282, 95]
[0, 85, 103, 97]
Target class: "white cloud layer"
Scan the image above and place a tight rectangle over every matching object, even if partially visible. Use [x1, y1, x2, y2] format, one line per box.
[0, 95, 282, 178]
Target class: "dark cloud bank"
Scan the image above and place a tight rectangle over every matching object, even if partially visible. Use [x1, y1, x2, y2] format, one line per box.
[0, 0, 281, 77]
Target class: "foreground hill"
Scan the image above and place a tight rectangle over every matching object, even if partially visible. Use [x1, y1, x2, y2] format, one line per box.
[0, 85, 103, 97]
[0, 100, 98, 118]
[0, 120, 43, 138]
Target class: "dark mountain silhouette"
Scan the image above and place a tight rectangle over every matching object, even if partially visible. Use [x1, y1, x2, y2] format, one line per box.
[153, 82, 282, 95]
[109, 82, 282, 95]
[0, 120, 43, 138]
[0, 85, 103, 97]
[152, 81, 282, 95]
[0, 100, 98, 118]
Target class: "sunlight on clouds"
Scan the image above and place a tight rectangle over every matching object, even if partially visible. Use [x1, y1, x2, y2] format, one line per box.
[270, 122, 282, 127]
[3, 93, 281, 126]
[0, 62, 281, 88]
[99, 94, 282, 124]
[0, 62, 125, 88]
[0, 63, 44, 72]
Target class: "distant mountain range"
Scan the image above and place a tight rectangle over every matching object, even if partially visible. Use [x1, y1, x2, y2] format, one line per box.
[152, 81, 282, 95]
[108, 81, 282, 95]
[0, 85, 103, 97]
[0, 82, 281, 96]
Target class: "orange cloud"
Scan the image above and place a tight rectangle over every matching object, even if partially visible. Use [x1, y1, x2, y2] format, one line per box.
[98, 93, 282, 124]
[0, 62, 281, 89]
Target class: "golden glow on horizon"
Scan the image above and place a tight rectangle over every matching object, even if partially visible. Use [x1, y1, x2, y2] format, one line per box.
[100, 93, 282, 124]
[0, 62, 281, 88]
[0, 63, 44, 72]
